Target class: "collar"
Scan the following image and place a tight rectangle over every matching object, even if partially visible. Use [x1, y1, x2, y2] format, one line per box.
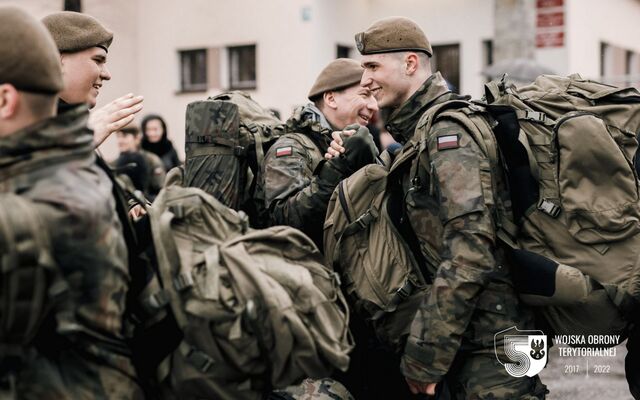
[385, 72, 455, 143]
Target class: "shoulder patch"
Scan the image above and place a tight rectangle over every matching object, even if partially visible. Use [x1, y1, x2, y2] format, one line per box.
[275, 146, 293, 157]
[436, 134, 460, 151]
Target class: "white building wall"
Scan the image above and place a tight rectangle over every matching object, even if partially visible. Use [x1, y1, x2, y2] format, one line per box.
[6, 0, 640, 159]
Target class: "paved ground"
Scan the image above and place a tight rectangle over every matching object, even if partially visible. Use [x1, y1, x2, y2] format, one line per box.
[539, 342, 632, 399]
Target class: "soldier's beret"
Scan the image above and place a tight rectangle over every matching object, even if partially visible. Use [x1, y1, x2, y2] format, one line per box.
[308, 58, 364, 100]
[0, 6, 63, 94]
[355, 16, 432, 57]
[42, 11, 113, 53]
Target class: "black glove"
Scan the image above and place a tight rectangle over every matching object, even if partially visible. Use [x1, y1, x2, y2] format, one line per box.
[327, 124, 378, 174]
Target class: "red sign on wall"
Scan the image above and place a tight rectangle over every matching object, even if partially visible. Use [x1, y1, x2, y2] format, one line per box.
[536, 31, 564, 48]
[537, 0, 563, 8]
[537, 11, 564, 27]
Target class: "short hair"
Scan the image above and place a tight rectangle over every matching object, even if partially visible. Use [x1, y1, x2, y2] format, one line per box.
[394, 51, 431, 71]
[119, 125, 140, 136]
[21, 91, 57, 119]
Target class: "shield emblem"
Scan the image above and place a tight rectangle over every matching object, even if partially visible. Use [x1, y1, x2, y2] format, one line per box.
[495, 327, 548, 378]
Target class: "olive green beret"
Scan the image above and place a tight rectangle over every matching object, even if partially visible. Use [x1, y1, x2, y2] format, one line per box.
[308, 58, 364, 100]
[0, 6, 63, 94]
[42, 11, 113, 53]
[355, 16, 432, 57]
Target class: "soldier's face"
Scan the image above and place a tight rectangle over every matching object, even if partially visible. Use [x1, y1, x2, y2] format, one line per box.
[59, 47, 111, 108]
[361, 53, 412, 108]
[116, 131, 137, 153]
[330, 84, 378, 128]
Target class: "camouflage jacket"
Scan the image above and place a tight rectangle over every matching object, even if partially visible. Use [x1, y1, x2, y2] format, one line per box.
[388, 73, 534, 383]
[260, 104, 336, 248]
[0, 106, 134, 375]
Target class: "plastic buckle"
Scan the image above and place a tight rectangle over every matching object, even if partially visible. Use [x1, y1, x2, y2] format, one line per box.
[525, 110, 546, 123]
[173, 273, 194, 291]
[537, 199, 561, 218]
[185, 347, 215, 372]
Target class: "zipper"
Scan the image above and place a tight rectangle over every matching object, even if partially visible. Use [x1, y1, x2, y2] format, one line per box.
[338, 180, 352, 223]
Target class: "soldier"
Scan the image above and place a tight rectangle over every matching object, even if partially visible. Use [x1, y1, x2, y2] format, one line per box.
[0, 6, 143, 399]
[327, 17, 548, 398]
[261, 58, 379, 248]
[42, 11, 144, 147]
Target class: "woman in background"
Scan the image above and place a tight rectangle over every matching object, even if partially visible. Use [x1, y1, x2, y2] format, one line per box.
[141, 114, 181, 172]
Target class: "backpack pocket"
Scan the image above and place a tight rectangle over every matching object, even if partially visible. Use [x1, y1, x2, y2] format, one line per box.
[555, 112, 640, 243]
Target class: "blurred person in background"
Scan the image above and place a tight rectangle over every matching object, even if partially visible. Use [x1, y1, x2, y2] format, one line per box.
[141, 114, 181, 172]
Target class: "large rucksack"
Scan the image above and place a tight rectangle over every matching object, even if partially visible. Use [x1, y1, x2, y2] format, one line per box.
[417, 73, 640, 338]
[323, 159, 430, 353]
[184, 91, 284, 227]
[146, 169, 352, 400]
[0, 194, 66, 375]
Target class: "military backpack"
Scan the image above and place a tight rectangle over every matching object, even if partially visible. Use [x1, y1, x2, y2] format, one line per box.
[184, 91, 284, 227]
[411, 73, 640, 338]
[146, 169, 352, 400]
[323, 157, 429, 353]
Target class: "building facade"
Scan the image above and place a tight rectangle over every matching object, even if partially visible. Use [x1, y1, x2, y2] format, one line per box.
[4, 0, 640, 159]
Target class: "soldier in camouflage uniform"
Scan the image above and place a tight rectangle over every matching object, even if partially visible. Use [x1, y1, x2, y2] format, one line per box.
[0, 7, 143, 399]
[261, 58, 379, 248]
[346, 17, 547, 399]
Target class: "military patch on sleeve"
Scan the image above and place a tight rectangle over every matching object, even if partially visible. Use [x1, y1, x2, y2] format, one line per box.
[436, 134, 460, 151]
[275, 146, 293, 157]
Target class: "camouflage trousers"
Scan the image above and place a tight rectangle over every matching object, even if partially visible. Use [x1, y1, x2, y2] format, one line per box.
[437, 353, 548, 400]
[13, 348, 144, 400]
[269, 378, 354, 400]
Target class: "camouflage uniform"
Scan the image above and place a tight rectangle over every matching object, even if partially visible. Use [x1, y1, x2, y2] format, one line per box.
[0, 106, 143, 399]
[388, 73, 546, 399]
[270, 378, 354, 400]
[261, 104, 337, 248]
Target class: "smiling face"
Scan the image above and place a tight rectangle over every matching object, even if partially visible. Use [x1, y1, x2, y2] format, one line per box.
[360, 53, 413, 109]
[59, 47, 111, 108]
[324, 83, 378, 129]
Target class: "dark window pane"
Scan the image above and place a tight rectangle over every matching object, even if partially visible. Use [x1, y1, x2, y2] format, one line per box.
[229, 45, 256, 90]
[64, 0, 82, 12]
[431, 44, 460, 92]
[180, 49, 207, 92]
[337, 45, 351, 59]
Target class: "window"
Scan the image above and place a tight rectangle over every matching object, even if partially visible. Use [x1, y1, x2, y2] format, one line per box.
[483, 40, 493, 67]
[228, 45, 256, 90]
[64, 0, 82, 12]
[180, 49, 207, 92]
[431, 44, 460, 92]
[337, 45, 352, 59]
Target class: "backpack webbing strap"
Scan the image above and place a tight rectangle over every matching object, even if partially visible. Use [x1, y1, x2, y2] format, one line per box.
[371, 279, 417, 320]
[250, 127, 265, 167]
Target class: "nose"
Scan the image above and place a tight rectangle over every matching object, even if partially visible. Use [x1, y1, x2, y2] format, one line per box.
[361, 70, 372, 87]
[101, 64, 112, 81]
[368, 96, 379, 112]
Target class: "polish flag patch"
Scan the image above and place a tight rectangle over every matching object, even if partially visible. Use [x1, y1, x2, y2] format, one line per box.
[275, 146, 293, 157]
[436, 134, 460, 150]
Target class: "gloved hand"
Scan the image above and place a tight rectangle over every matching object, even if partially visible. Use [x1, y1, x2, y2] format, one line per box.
[325, 124, 378, 175]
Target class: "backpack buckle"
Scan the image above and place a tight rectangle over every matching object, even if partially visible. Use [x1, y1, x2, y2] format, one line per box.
[525, 110, 547, 123]
[537, 199, 561, 218]
[181, 343, 215, 372]
[173, 273, 194, 291]
[234, 146, 246, 156]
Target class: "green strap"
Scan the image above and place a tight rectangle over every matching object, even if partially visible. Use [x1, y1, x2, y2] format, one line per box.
[518, 129, 540, 181]
[187, 146, 238, 158]
[252, 129, 265, 167]
[371, 279, 416, 320]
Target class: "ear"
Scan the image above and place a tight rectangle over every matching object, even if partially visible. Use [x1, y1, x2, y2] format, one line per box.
[0, 84, 20, 120]
[323, 91, 338, 110]
[405, 53, 419, 76]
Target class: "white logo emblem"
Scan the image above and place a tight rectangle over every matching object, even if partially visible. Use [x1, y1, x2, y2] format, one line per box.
[495, 326, 547, 377]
